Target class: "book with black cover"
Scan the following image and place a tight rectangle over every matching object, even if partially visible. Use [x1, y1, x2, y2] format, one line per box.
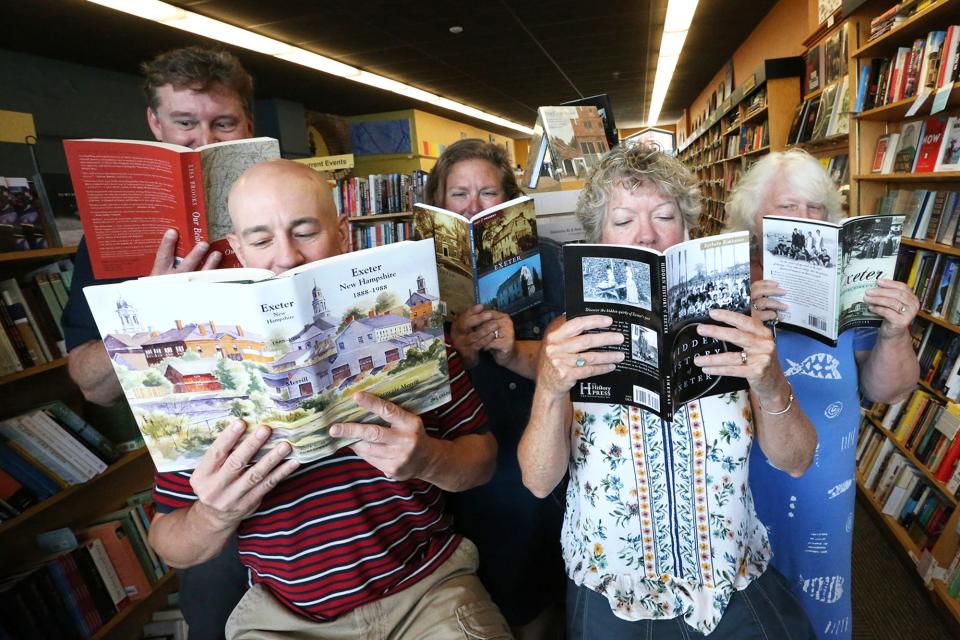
[564, 231, 751, 419]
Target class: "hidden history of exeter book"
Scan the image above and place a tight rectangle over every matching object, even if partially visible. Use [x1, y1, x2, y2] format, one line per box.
[564, 231, 752, 420]
[83, 239, 451, 472]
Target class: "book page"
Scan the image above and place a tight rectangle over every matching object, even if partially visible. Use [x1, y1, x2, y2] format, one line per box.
[412, 205, 474, 316]
[83, 240, 450, 471]
[762, 216, 841, 341]
[838, 215, 904, 333]
[472, 197, 544, 316]
[563, 243, 666, 414]
[199, 138, 281, 267]
[664, 231, 751, 412]
[64, 140, 194, 279]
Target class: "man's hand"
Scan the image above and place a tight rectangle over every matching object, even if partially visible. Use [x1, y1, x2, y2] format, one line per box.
[329, 391, 435, 481]
[150, 228, 222, 276]
[450, 305, 513, 369]
[189, 420, 300, 531]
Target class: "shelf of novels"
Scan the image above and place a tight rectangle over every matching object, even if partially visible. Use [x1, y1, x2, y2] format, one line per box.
[852, 0, 959, 60]
[856, 82, 960, 121]
[856, 171, 960, 181]
[94, 572, 178, 640]
[855, 474, 924, 558]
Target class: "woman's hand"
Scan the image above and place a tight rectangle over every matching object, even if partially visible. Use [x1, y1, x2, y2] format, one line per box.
[450, 304, 514, 369]
[749, 279, 787, 325]
[863, 279, 918, 339]
[536, 315, 624, 398]
[694, 308, 788, 406]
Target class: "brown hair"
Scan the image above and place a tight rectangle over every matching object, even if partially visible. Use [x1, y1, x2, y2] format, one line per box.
[141, 46, 255, 118]
[424, 138, 522, 206]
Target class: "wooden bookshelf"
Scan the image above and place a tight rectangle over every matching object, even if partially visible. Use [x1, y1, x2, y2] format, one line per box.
[901, 237, 960, 258]
[0, 356, 68, 385]
[93, 572, 179, 640]
[0, 246, 78, 263]
[349, 211, 413, 222]
[852, 0, 958, 59]
[855, 172, 960, 182]
[856, 474, 923, 560]
[855, 83, 960, 121]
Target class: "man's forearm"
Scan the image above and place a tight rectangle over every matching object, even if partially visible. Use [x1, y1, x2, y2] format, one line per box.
[418, 433, 496, 492]
[149, 505, 238, 569]
[67, 340, 123, 405]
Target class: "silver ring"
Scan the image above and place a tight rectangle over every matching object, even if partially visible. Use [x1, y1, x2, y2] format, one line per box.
[493, 329, 500, 339]
[575, 357, 586, 367]
[752, 302, 761, 311]
[898, 305, 907, 314]
[740, 351, 748, 365]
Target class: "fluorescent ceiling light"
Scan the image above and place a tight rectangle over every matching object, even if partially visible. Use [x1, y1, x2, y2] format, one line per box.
[647, 0, 700, 126]
[85, 0, 533, 135]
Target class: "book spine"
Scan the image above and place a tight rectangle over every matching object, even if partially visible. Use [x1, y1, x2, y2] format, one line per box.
[47, 557, 93, 639]
[26, 411, 107, 477]
[0, 438, 61, 498]
[59, 550, 104, 634]
[41, 403, 120, 463]
[0, 279, 53, 361]
[181, 151, 208, 250]
[73, 544, 120, 622]
[0, 298, 31, 368]
[0, 417, 83, 485]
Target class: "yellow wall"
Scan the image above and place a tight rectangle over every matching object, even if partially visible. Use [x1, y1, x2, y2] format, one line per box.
[682, 0, 809, 134]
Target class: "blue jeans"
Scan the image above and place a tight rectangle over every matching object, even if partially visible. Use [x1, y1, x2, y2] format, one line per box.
[566, 567, 815, 639]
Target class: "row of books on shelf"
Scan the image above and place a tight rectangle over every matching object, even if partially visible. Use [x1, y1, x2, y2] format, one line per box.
[333, 170, 428, 218]
[821, 153, 851, 188]
[0, 259, 74, 376]
[351, 219, 415, 250]
[742, 86, 767, 118]
[897, 245, 960, 322]
[873, 115, 960, 175]
[868, 0, 933, 41]
[889, 188, 960, 241]
[856, 25, 959, 113]
[788, 77, 850, 146]
[0, 491, 171, 639]
[738, 121, 769, 155]
[0, 173, 82, 254]
[0, 401, 122, 514]
[870, 389, 960, 490]
[857, 420, 954, 549]
[806, 23, 848, 94]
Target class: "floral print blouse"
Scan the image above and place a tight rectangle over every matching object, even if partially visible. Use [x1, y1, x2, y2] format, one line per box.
[563, 391, 771, 634]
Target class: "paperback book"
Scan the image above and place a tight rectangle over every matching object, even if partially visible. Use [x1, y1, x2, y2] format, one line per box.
[761, 214, 904, 345]
[412, 195, 543, 317]
[82, 239, 451, 472]
[523, 106, 610, 189]
[563, 231, 751, 420]
[64, 137, 280, 280]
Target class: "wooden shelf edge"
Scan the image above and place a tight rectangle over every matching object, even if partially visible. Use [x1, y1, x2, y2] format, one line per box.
[854, 84, 960, 121]
[901, 237, 960, 259]
[0, 246, 78, 263]
[0, 357, 69, 386]
[856, 475, 923, 559]
[348, 211, 414, 222]
[853, 0, 958, 59]
[854, 172, 960, 182]
[93, 572, 179, 640]
[915, 308, 960, 334]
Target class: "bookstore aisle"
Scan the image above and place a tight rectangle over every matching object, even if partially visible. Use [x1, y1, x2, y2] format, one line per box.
[852, 500, 955, 639]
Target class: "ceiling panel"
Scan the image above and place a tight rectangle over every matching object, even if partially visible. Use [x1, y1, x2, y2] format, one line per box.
[0, 0, 780, 136]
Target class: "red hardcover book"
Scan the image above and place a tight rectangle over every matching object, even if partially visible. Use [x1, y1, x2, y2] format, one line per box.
[934, 433, 960, 481]
[63, 137, 280, 280]
[76, 521, 152, 601]
[913, 116, 950, 173]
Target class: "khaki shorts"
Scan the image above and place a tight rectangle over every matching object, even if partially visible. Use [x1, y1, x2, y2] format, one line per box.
[226, 538, 513, 640]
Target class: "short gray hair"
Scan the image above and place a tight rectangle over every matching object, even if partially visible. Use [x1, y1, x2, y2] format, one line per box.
[725, 149, 842, 240]
[576, 143, 702, 242]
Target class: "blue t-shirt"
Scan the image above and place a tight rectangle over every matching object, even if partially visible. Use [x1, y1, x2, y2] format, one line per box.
[749, 327, 876, 640]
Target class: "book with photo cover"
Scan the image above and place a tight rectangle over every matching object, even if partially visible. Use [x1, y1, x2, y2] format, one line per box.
[563, 231, 751, 420]
[761, 214, 905, 345]
[64, 137, 280, 280]
[872, 133, 900, 173]
[82, 239, 452, 472]
[412, 195, 542, 317]
[523, 106, 610, 189]
[798, 96, 822, 144]
[935, 116, 960, 172]
[893, 121, 923, 173]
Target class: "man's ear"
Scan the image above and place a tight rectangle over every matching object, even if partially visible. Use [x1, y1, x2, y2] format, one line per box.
[227, 233, 247, 267]
[337, 214, 350, 254]
[146, 108, 163, 141]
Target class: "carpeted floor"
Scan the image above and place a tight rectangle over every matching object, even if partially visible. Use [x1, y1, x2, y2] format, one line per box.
[851, 497, 957, 640]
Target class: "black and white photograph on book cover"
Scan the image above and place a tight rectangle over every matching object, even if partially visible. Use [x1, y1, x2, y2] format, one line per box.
[630, 323, 658, 368]
[766, 226, 835, 267]
[580, 257, 652, 309]
[839, 216, 903, 326]
[665, 237, 751, 327]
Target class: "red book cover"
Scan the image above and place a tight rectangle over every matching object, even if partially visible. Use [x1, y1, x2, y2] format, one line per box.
[934, 433, 960, 481]
[57, 551, 103, 633]
[76, 521, 152, 601]
[63, 137, 279, 279]
[914, 116, 949, 173]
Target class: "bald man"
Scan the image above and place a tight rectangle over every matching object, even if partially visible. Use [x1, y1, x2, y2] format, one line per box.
[148, 160, 509, 640]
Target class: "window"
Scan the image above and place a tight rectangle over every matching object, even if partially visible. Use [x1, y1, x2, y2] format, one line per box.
[338, 341, 345, 350]
[358, 335, 364, 344]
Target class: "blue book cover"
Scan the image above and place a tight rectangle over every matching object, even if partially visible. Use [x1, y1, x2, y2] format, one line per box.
[0, 439, 60, 499]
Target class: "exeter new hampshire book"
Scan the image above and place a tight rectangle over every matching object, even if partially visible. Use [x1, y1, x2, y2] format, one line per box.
[82, 239, 451, 472]
[64, 137, 280, 280]
[564, 231, 751, 420]
[412, 195, 543, 317]
[762, 214, 904, 345]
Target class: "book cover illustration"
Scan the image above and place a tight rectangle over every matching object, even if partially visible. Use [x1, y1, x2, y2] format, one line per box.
[564, 231, 751, 420]
[82, 240, 451, 472]
[762, 215, 904, 344]
[0, 177, 47, 251]
[64, 137, 280, 280]
[412, 195, 543, 317]
[935, 116, 960, 171]
[524, 106, 609, 190]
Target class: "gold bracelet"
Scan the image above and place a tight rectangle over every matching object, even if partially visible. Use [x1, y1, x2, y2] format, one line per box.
[758, 382, 794, 415]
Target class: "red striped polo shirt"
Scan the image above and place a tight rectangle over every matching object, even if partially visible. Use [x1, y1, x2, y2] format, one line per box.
[153, 342, 488, 620]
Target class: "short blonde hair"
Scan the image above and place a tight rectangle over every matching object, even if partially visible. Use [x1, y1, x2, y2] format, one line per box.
[725, 149, 842, 240]
[576, 143, 701, 242]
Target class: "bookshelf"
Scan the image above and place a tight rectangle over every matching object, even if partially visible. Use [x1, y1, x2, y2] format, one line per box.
[677, 57, 803, 236]
[0, 247, 177, 637]
[852, 0, 960, 601]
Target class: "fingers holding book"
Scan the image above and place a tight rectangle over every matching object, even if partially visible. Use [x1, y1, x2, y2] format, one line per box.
[537, 314, 625, 396]
[750, 279, 787, 324]
[150, 228, 223, 276]
[863, 279, 918, 337]
[450, 304, 512, 369]
[694, 308, 783, 396]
